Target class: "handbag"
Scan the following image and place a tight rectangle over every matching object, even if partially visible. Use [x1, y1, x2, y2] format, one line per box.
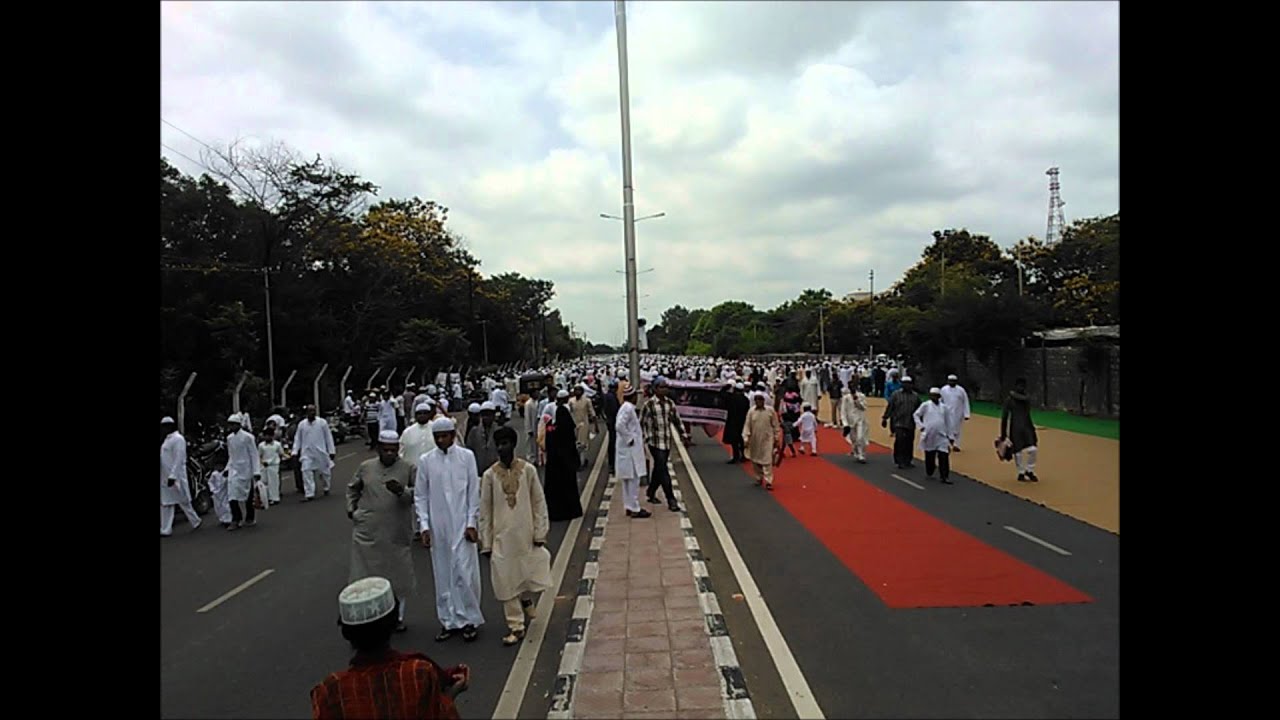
[994, 437, 1014, 462]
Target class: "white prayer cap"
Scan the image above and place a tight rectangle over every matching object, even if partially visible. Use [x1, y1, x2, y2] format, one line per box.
[338, 577, 396, 626]
[929, 387, 942, 395]
[557, 389, 570, 399]
[947, 374, 958, 381]
[430, 416, 457, 433]
[161, 416, 175, 424]
[735, 383, 745, 390]
[426, 385, 437, 393]
[378, 430, 401, 444]
[227, 414, 242, 424]
[901, 376, 913, 383]
[480, 401, 496, 412]
[414, 403, 433, 414]
[468, 403, 482, 414]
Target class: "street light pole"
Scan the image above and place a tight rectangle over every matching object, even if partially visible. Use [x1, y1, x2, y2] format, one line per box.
[614, 0, 640, 389]
[819, 303, 826, 357]
[480, 319, 490, 365]
[263, 267, 276, 402]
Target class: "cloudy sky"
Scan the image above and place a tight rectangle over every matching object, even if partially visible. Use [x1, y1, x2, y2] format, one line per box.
[161, 1, 1118, 345]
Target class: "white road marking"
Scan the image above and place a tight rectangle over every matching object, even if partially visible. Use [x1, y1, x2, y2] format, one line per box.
[675, 438, 825, 719]
[492, 440, 608, 719]
[196, 569, 274, 613]
[891, 473, 925, 490]
[1004, 526, 1072, 556]
[337, 452, 358, 461]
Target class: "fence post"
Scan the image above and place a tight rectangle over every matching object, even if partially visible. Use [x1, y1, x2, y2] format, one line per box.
[280, 369, 297, 409]
[177, 372, 197, 435]
[339, 366, 353, 405]
[314, 363, 329, 413]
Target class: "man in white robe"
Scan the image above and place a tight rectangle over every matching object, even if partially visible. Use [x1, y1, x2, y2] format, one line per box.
[293, 405, 337, 501]
[378, 391, 398, 435]
[479, 426, 552, 646]
[415, 416, 485, 642]
[349, 430, 417, 632]
[160, 417, 201, 536]
[800, 370, 821, 415]
[401, 403, 436, 540]
[939, 374, 971, 451]
[614, 382, 651, 519]
[225, 414, 262, 530]
[913, 388, 953, 484]
[838, 382, 870, 462]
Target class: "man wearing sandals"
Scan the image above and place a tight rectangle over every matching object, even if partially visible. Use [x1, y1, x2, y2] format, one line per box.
[743, 392, 781, 491]
[415, 416, 485, 643]
[478, 426, 552, 646]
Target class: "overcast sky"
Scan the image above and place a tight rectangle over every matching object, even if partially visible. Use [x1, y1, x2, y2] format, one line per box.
[161, 1, 1118, 345]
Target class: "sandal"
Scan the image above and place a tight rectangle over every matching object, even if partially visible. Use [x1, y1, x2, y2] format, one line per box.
[462, 624, 478, 642]
[502, 628, 526, 646]
[435, 627, 455, 642]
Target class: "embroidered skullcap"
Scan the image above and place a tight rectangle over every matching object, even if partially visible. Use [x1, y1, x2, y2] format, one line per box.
[338, 577, 396, 626]
[430, 416, 457, 433]
[378, 430, 401, 444]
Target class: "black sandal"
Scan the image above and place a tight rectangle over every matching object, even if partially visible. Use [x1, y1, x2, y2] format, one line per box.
[435, 627, 455, 642]
[462, 624, 478, 642]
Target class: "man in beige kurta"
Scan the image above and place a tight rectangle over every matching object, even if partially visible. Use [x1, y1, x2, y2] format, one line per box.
[743, 392, 781, 491]
[348, 430, 417, 632]
[478, 426, 553, 646]
[568, 385, 597, 469]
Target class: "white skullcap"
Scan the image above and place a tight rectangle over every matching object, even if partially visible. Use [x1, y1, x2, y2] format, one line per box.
[378, 430, 401, 444]
[557, 389, 570, 399]
[929, 387, 942, 394]
[430, 416, 457, 433]
[947, 374, 958, 381]
[426, 385, 437, 393]
[161, 416, 175, 424]
[901, 376, 913, 383]
[735, 383, 745, 390]
[480, 401, 496, 412]
[227, 414, 242, 424]
[414, 403, 432, 414]
[468, 403, 482, 414]
[338, 577, 396, 626]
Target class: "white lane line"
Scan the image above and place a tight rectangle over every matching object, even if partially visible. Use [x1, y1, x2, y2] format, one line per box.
[196, 569, 275, 613]
[675, 438, 825, 719]
[492, 440, 607, 719]
[337, 452, 358, 461]
[1004, 526, 1072, 556]
[891, 473, 925, 490]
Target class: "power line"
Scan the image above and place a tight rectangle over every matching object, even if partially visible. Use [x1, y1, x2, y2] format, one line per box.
[161, 117, 220, 154]
[160, 142, 209, 172]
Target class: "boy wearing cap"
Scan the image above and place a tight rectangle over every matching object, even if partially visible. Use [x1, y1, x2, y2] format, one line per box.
[312, 577, 468, 720]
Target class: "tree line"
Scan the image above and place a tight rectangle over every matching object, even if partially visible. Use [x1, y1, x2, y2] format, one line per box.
[644, 213, 1119, 371]
[161, 144, 583, 426]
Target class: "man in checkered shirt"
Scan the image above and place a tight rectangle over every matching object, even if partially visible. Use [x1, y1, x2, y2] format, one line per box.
[640, 377, 690, 512]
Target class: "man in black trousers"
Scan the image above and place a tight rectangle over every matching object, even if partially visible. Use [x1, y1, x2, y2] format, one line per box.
[602, 377, 621, 476]
[722, 382, 750, 463]
[882, 376, 922, 469]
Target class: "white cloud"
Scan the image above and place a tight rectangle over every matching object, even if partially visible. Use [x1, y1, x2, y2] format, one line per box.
[161, 0, 1119, 344]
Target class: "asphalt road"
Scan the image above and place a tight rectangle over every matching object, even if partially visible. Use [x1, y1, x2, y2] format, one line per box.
[160, 415, 606, 719]
[679, 434, 1119, 719]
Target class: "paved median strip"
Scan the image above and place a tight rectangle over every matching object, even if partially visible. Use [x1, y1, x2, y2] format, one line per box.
[197, 569, 275, 613]
[1004, 526, 1072, 556]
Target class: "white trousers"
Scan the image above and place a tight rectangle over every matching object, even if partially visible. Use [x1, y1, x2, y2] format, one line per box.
[622, 476, 643, 513]
[161, 501, 200, 535]
[1015, 446, 1039, 473]
[263, 464, 282, 502]
[951, 421, 965, 448]
[802, 438, 818, 455]
[303, 469, 331, 498]
[846, 422, 869, 460]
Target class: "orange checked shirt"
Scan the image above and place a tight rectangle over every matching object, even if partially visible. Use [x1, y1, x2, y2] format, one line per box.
[311, 649, 460, 720]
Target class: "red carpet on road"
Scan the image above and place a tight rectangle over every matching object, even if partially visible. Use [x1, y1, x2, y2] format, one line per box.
[719, 425, 1092, 609]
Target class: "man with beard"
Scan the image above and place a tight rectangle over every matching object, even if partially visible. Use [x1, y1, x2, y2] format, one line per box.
[348, 431, 417, 632]
[544, 390, 583, 521]
[882, 376, 922, 470]
[478, 426, 552, 647]
[743, 392, 781, 491]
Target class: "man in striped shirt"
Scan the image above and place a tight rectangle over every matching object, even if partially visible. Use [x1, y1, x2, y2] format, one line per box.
[640, 377, 689, 512]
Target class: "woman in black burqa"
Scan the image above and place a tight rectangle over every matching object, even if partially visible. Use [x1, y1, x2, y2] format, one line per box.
[544, 391, 584, 521]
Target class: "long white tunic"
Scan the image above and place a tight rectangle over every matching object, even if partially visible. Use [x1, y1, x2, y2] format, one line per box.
[399, 423, 435, 470]
[478, 459, 553, 601]
[378, 399, 398, 433]
[415, 445, 485, 630]
[160, 432, 191, 506]
[208, 470, 232, 523]
[343, 395, 357, 415]
[839, 392, 868, 429]
[939, 384, 971, 439]
[225, 429, 262, 502]
[614, 401, 647, 480]
[913, 400, 952, 453]
[800, 378, 821, 411]
[793, 411, 818, 443]
[293, 418, 336, 473]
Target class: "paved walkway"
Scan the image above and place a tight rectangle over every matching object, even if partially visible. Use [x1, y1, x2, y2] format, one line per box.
[549, 452, 754, 720]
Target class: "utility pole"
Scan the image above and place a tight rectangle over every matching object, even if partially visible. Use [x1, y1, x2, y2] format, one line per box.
[614, 0, 641, 389]
[819, 304, 826, 357]
[869, 269, 874, 305]
[480, 319, 489, 365]
[263, 267, 276, 402]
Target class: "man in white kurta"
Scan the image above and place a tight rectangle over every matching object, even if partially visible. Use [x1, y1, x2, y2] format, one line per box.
[800, 371, 821, 415]
[939, 375, 971, 451]
[160, 418, 201, 536]
[839, 384, 870, 462]
[479, 426, 552, 646]
[293, 405, 337, 500]
[913, 388, 953, 484]
[415, 416, 485, 641]
[378, 392, 398, 435]
[225, 415, 262, 529]
[614, 382, 651, 519]
[401, 403, 436, 539]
